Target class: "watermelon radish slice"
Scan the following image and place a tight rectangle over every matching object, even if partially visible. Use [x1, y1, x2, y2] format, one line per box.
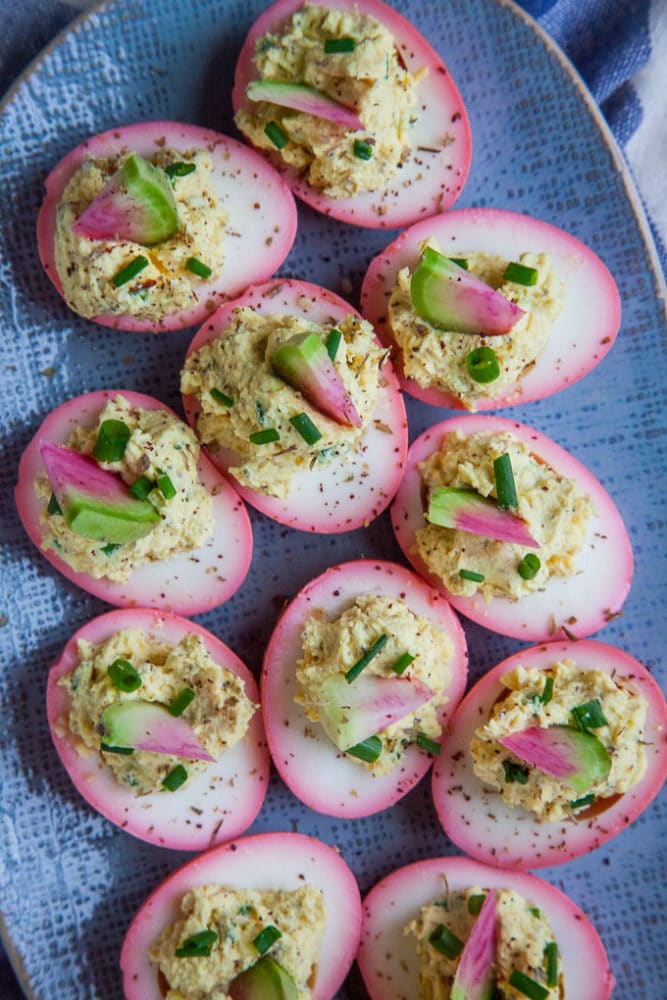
[246, 80, 364, 132]
[357, 856, 614, 1000]
[432, 640, 667, 869]
[120, 831, 362, 998]
[71, 152, 179, 245]
[361, 208, 621, 409]
[498, 726, 611, 795]
[15, 389, 252, 614]
[318, 673, 435, 751]
[391, 414, 633, 641]
[232, 0, 472, 228]
[100, 700, 216, 761]
[47, 608, 269, 850]
[427, 487, 539, 548]
[37, 121, 297, 332]
[182, 280, 407, 533]
[261, 560, 467, 818]
[229, 955, 298, 999]
[271, 330, 362, 427]
[451, 890, 496, 1000]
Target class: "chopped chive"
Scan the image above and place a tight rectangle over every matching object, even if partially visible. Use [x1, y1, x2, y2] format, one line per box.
[185, 257, 212, 279]
[518, 553, 541, 579]
[529, 906, 541, 918]
[324, 36, 356, 53]
[175, 929, 218, 957]
[539, 676, 554, 704]
[416, 732, 441, 756]
[428, 924, 464, 960]
[571, 698, 607, 730]
[325, 327, 342, 361]
[467, 894, 486, 915]
[101, 543, 121, 555]
[544, 941, 559, 988]
[345, 633, 388, 684]
[346, 735, 382, 763]
[163, 764, 188, 791]
[108, 658, 142, 693]
[100, 743, 134, 755]
[508, 969, 549, 1000]
[466, 346, 500, 384]
[502, 759, 530, 784]
[210, 388, 233, 408]
[253, 925, 282, 955]
[112, 255, 149, 288]
[570, 793, 596, 810]
[165, 161, 196, 178]
[47, 492, 62, 516]
[391, 652, 415, 676]
[493, 452, 518, 509]
[459, 568, 485, 583]
[93, 419, 131, 463]
[168, 687, 196, 717]
[129, 475, 153, 500]
[289, 412, 322, 445]
[264, 120, 288, 149]
[156, 473, 177, 499]
[238, 904, 253, 916]
[255, 400, 266, 425]
[504, 261, 539, 286]
[353, 138, 374, 160]
[448, 257, 469, 270]
[249, 428, 280, 445]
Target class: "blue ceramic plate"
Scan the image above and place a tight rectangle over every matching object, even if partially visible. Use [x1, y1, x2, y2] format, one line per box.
[0, 1, 665, 997]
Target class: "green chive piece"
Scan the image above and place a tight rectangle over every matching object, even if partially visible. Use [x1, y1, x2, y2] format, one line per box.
[493, 452, 518, 509]
[544, 941, 559, 988]
[502, 759, 529, 784]
[168, 687, 196, 717]
[518, 553, 541, 579]
[157, 473, 177, 499]
[508, 969, 549, 1000]
[467, 894, 486, 915]
[238, 904, 253, 916]
[353, 139, 373, 160]
[253, 925, 282, 955]
[265, 120, 288, 149]
[210, 388, 234, 408]
[325, 328, 342, 361]
[112, 255, 149, 288]
[185, 257, 212, 279]
[175, 929, 218, 957]
[345, 633, 388, 684]
[346, 734, 382, 763]
[449, 257, 469, 270]
[289, 412, 322, 445]
[100, 743, 134, 755]
[570, 793, 596, 810]
[255, 400, 266, 425]
[539, 676, 554, 704]
[101, 543, 121, 555]
[249, 428, 280, 445]
[47, 492, 62, 516]
[529, 906, 541, 918]
[129, 475, 153, 500]
[571, 698, 607, 730]
[324, 36, 356, 53]
[459, 568, 485, 583]
[466, 346, 500, 384]
[428, 924, 464, 960]
[391, 652, 415, 676]
[108, 658, 142, 693]
[165, 161, 196, 178]
[93, 419, 131, 463]
[163, 764, 188, 791]
[504, 261, 539, 286]
[416, 732, 441, 756]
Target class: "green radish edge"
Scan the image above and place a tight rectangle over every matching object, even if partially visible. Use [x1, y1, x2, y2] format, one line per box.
[228, 955, 298, 1000]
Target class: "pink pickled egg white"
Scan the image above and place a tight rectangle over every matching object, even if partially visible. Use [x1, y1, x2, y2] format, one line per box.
[46, 608, 269, 851]
[120, 831, 362, 1000]
[432, 639, 667, 869]
[261, 559, 467, 818]
[36, 120, 297, 332]
[232, 0, 472, 228]
[357, 855, 614, 1000]
[14, 389, 252, 614]
[391, 414, 633, 641]
[182, 279, 408, 533]
[361, 207, 621, 409]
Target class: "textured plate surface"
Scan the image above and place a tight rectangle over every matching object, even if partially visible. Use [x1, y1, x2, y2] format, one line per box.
[0, 0, 665, 998]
